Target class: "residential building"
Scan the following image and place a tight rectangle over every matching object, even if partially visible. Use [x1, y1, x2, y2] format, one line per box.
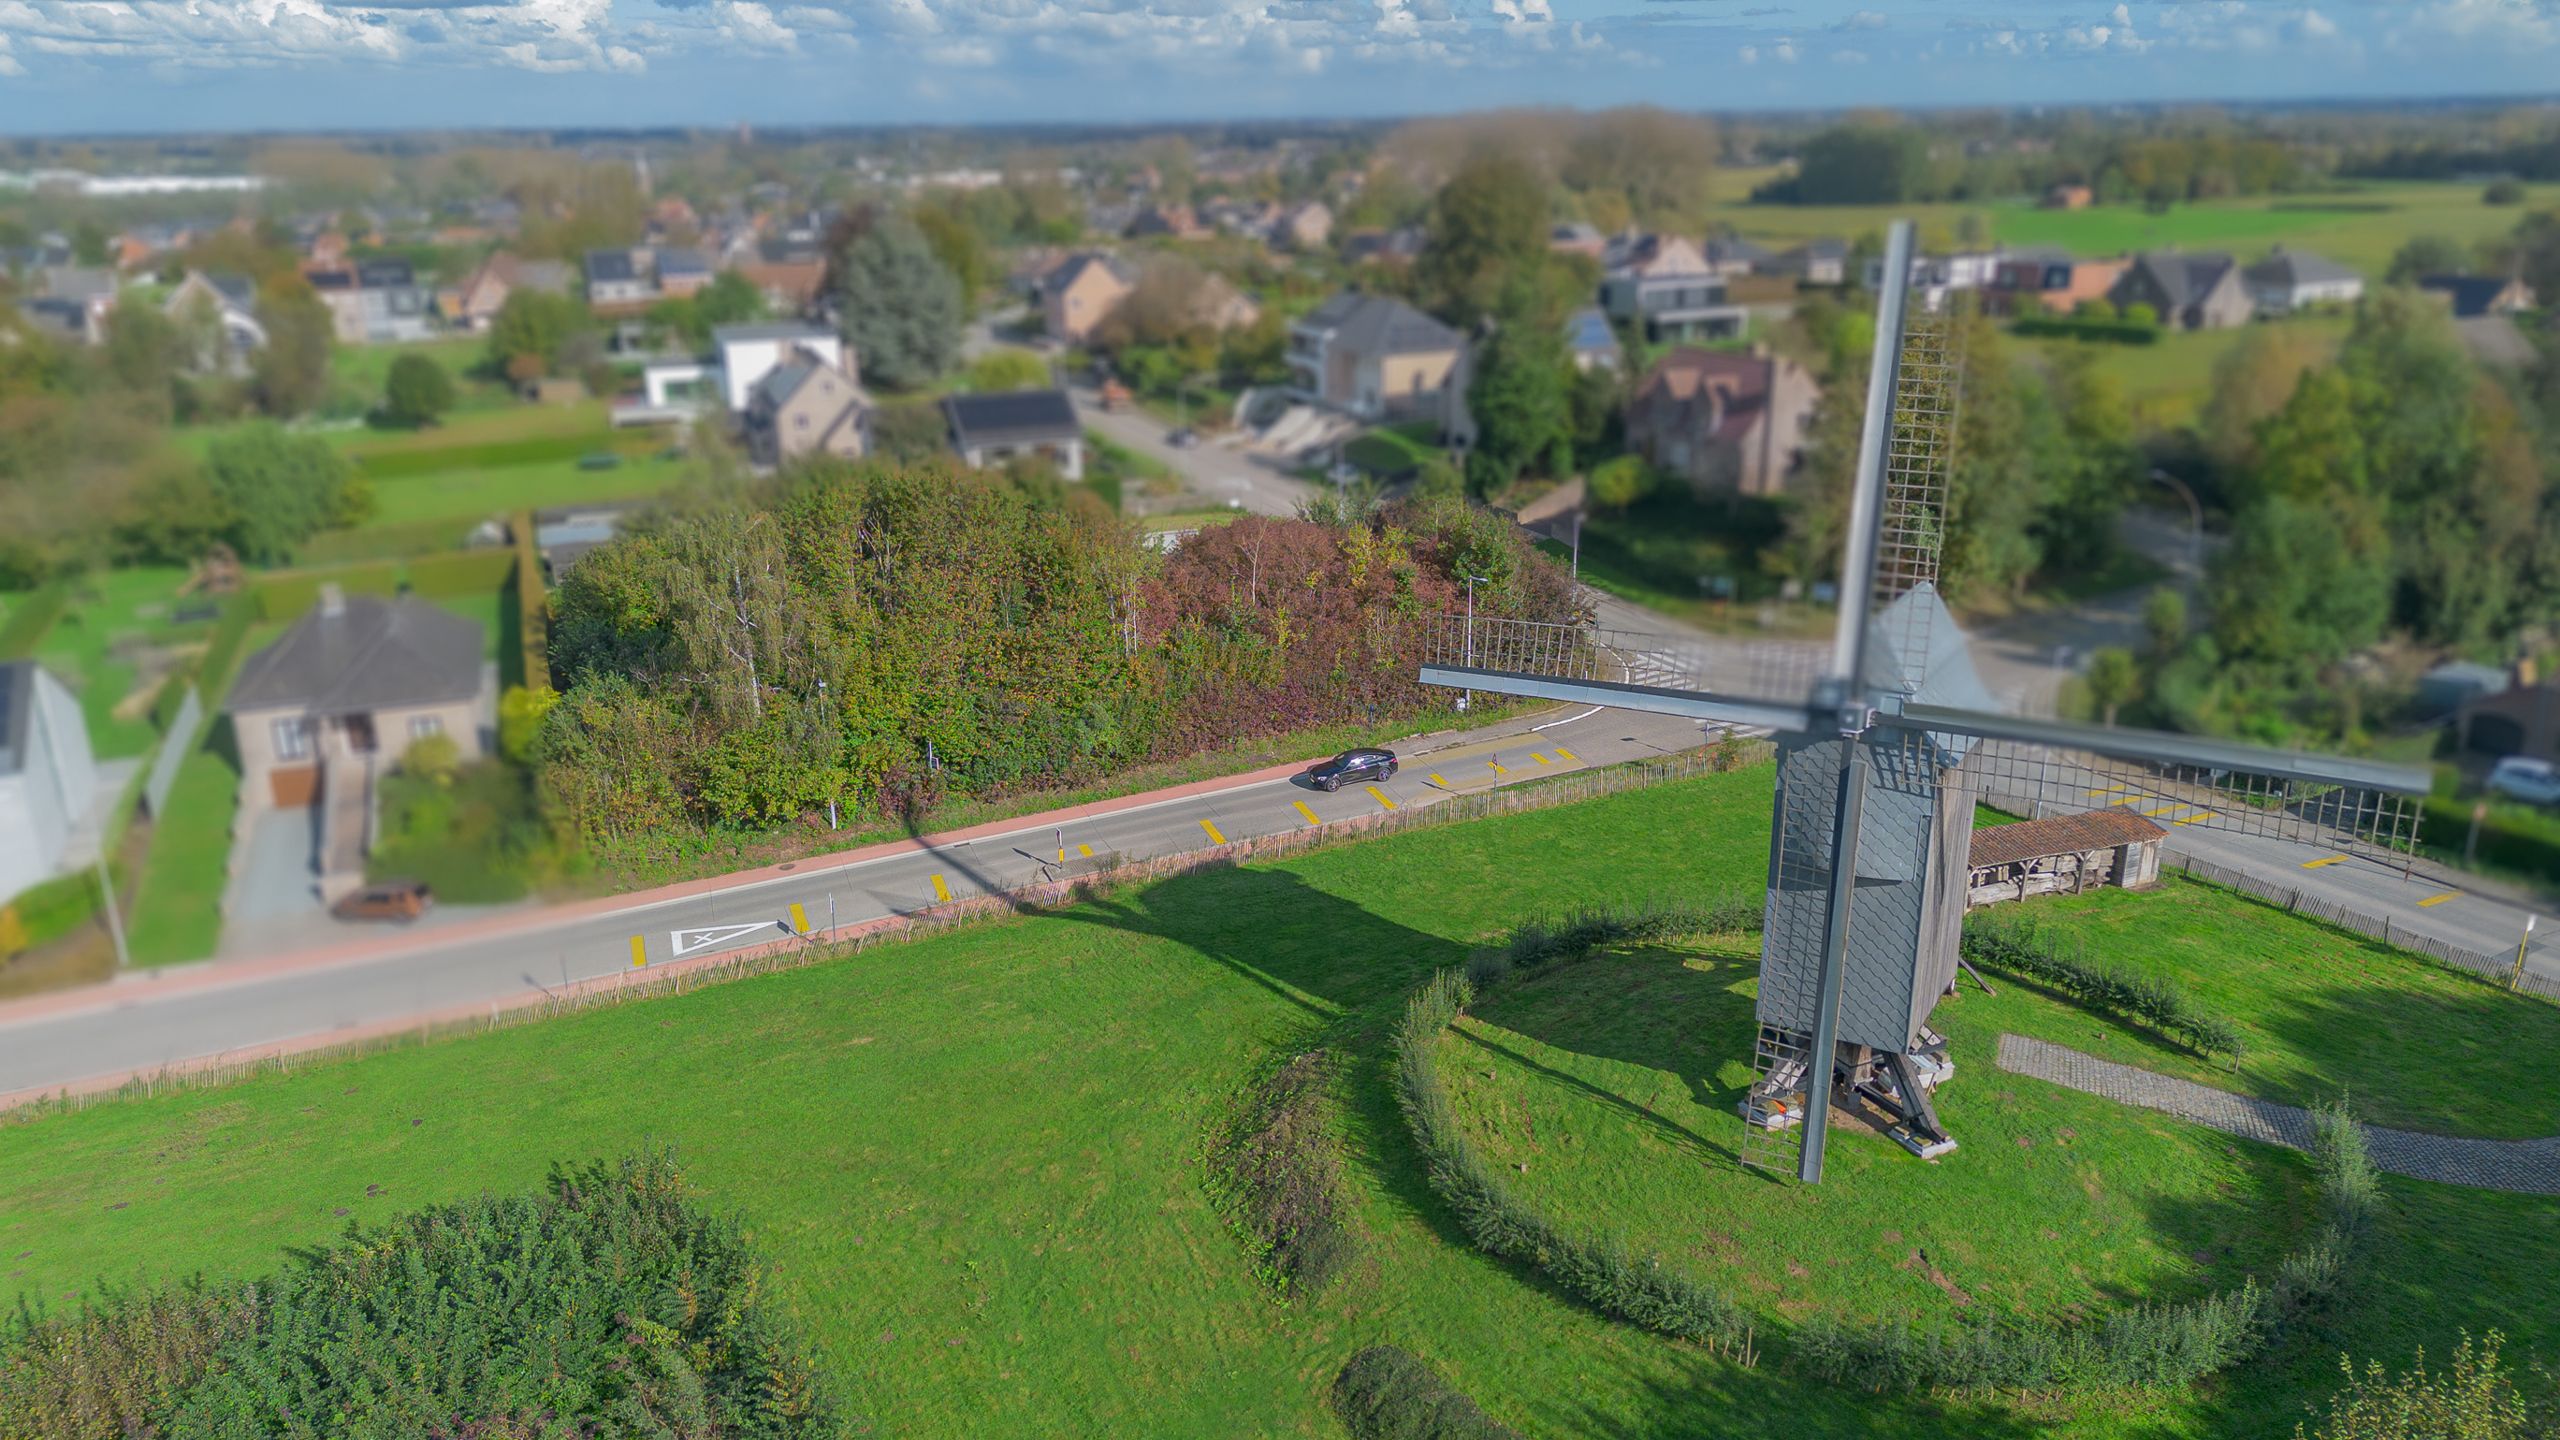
[19, 297, 97, 345]
[2042, 183, 2095, 210]
[1287, 291, 1469, 430]
[1040, 252, 1137, 344]
[713, 321, 849, 414]
[745, 353, 870, 467]
[2420, 274, 2537, 318]
[2243, 247, 2364, 316]
[1986, 251, 2127, 316]
[224, 588, 489, 890]
[445, 252, 570, 332]
[30, 265, 117, 341]
[656, 247, 715, 300]
[1770, 237, 1850, 286]
[2109, 251, 2252, 331]
[1272, 201, 1333, 253]
[1188, 272, 1262, 332]
[1548, 222, 1606, 260]
[944, 390, 1085, 480]
[1624, 345, 1821, 499]
[1124, 204, 1203, 241]
[736, 256, 828, 314]
[1600, 233, 1747, 343]
[162, 270, 266, 372]
[1340, 227, 1424, 267]
[584, 247, 656, 311]
[0, 661, 101, 911]
[1700, 235, 1773, 277]
[1564, 307, 1622, 373]
[309, 259, 436, 344]
[1865, 250, 2004, 312]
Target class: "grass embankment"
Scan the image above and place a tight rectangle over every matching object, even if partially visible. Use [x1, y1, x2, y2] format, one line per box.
[1537, 489, 1834, 638]
[2, 768, 2554, 1437]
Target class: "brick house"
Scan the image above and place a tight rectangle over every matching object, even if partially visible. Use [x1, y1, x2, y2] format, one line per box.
[2109, 251, 2252, 331]
[1624, 345, 1821, 499]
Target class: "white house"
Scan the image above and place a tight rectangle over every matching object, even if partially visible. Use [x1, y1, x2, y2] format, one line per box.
[943, 390, 1085, 480]
[2243, 248, 2365, 316]
[714, 322, 848, 414]
[1865, 250, 2004, 312]
[0, 661, 101, 911]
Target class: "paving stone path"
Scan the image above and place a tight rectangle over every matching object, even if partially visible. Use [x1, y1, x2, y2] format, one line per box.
[1995, 1034, 2560, 1196]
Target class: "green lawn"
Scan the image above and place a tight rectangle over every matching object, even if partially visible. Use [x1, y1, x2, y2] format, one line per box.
[361, 453, 688, 529]
[27, 566, 216, 761]
[122, 740, 238, 968]
[326, 337, 512, 417]
[2026, 312, 2356, 429]
[5, 766, 2551, 1435]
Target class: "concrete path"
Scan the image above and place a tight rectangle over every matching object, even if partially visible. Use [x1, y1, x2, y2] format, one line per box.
[1995, 1033, 2560, 1195]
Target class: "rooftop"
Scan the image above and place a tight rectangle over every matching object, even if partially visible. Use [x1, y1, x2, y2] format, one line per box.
[944, 388, 1081, 448]
[1969, 808, 2169, 870]
[1297, 291, 1461, 356]
[226, 592, 485, 717]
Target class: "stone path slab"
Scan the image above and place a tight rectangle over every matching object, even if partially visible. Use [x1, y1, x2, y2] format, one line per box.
[1995, 1033, 2560, 1196]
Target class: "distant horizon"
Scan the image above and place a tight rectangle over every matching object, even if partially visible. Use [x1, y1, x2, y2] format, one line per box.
[3, 0, 2558, 139]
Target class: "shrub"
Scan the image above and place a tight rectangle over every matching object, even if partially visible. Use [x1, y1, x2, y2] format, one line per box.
[400, 731, 461, 783]
[1218, 1050, 1355, 1299]
[2297, 1331, 2539, 1439]
[380, 352, 457, 427]
[1393, 969, 1753, 1351]
[0, 1153, 844, 1440]
[370, 759, 544, 902]
[1962, 909, 2246, 1060]
[252, 560, 402, 622]
[2483, 179, 2527, 206]
[1330, 1345, 1527, 1440]
[2013, 314, 2164, 346]
[499, 683, 561, 765]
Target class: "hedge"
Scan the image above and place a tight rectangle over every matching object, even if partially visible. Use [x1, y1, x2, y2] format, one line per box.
[511, 509, 551, 691]
[252, 559, 403, 622]
[0, 1152, 846, 1440]
[1394, 966, 1755, 1352]
[1961, 909, 2246, 1061]
[2419, 792, 2560, 887]
[2012, 315, 2163, 346]
[1216, 1050, 1354, 1300]
[405, 547, 517, 598]
[192, 593, 260, 704]
[0, 579, 70, 660]
[1795, 1095, 2381, 1395]
[1330, 1346, 1526, 1440]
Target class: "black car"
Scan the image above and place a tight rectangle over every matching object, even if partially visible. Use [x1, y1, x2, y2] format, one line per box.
[1305, 747, 1398, 792]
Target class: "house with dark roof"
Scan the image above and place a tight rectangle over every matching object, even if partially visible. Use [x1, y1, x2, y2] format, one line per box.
[585, 247, 656, 311]
[746, 356, 871, 467]
[1548, 221, 1606, 260]
[1564, 307, 1621, 373]
[1700, 235, 1773, 277]
[446, 251, 571, 332]
[225, 587, 489, 886]
[1986, 250, 2126, 317]
[1624, 345, 1820, 500]
[0, 660, 101, 911]
[309, 258, 435, 344]
[1286, 291, 1471, 432]
[2109, 251, 2252, 331]
[2419, 274, 2536, 319]
[2243, 247, 2363, 316]
[1767, 237, 1849, 286]
[163, 270, 265, 373]
[1599, 233, 1747, 343]
[656, 247, 715, 299]
[944, 389, 1085, 480]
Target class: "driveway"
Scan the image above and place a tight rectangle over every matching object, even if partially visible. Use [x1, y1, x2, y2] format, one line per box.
[1069, 381, 1315, 518]
[220, 805, 330, 956]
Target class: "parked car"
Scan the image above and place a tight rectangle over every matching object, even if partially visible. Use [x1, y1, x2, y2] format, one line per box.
[332, 879, 434, 923]
[1305, 748, 1399, 792]
[2487, 756, 2560, 806]
[1166, 427, 1200, 449]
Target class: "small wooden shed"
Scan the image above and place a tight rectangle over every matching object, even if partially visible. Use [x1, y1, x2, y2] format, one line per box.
[1966, 808, 2166, 910]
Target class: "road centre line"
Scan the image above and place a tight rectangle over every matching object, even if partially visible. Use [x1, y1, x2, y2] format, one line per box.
[2418, 890, 2461, 908]
[2302, 855, 2348, 869]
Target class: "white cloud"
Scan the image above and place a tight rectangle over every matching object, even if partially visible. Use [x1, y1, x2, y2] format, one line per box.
[2391, 0, 2555, 49]
[1490, 0, 1553, 23]
[1830, 8, 1884, 29]
[1738, 41, 1758, 59]
[2109, 2, 2131, 23]
[716, 0, 798, 48]
[1773, 33, 1798, 58]
[1829, 43, 1868, 59]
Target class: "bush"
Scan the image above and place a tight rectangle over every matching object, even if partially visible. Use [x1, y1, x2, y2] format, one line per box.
[2419, 792, 2560, 886]
[499, 683, 560, 765]
[1468, 897, 1759, 991]
[2297, 1331, 2539, 1439]
[2013, 314, 2164, 346]
[1962, 909, 2246, 1060]
[1217, 1050, 1354, 1299]
[2483, 179, 2527, 206]
[1330, 1345, 1526, 1440]
[369, 759, 544, 901]
[192, 594, 259, 703]
[400, 731, 461, 783]
[0, 1153, 844, 1440]
[380, 351, 457, 427]
[1393, 968, 1753, 1351]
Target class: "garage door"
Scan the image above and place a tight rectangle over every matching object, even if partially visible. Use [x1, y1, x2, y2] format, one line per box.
[270, 766, 319, 808]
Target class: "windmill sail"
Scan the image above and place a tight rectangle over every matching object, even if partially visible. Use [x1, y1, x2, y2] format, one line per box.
[1420, 218, 2426, 1185]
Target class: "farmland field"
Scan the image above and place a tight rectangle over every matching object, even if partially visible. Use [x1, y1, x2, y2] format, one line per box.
[4, 766, 2551, 1437]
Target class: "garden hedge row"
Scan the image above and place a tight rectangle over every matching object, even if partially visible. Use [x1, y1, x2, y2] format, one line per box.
[0, 1152, 845, 1440]
[2419, 792, 2560, 889]
[1961, 910, 2247, 1060]
[2012, 315, 2163, 346]
[1330, 1345, 1526, 1440]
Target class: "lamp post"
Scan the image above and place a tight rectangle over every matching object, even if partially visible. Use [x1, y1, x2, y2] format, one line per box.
[2514, 914, 2538, 991]
[2148, 467, 2203, 575]
[1461, 572, 1490, 713]
[817, 678, 837, 831]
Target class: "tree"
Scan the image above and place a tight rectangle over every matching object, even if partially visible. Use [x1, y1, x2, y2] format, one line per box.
[2200, 322, 2331, 474]
[2084, 648, 2141, 726]
[402, 732, 462, 785]
[487, 289, 583, 380]
[202, 423, 370, 563]
[2210, 494, 2390, 670]
[914, 204, 991, 301]
[2385, 233, 2471, 285]
[498, 684, 560, 766]
[694, 269, 765, 331]
[836, 215, 964, 390]
[250, 279, 332, 418]
[868, 400, 951, 464]
[968, 350, 1052, 393]
[2483, 179, 2527, 206]
[2035, 346, 2136, 575]
[113, 456, 237, 566]
[100, 304, 184, 416]
[381, 353, 457, 428]
[1586, 454, 1652, 512]
[1465, 316, 1573, 495]
[2142, 588, 2188, 661]
[1779, 125, 1934, 206]
[1417, 151, 1549, 327]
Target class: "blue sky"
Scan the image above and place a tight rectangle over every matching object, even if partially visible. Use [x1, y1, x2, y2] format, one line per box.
[0, 0, 2554, 134]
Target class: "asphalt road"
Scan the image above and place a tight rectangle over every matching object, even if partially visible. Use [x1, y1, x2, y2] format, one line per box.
[1069, 380, 1319, 519]
[0, 704, 1720, 1099]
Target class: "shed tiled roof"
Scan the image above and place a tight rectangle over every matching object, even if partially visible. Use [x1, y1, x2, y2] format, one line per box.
[1969, 808, 2167, 869]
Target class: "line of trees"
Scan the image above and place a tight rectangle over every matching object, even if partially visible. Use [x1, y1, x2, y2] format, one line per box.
[1757, 118, 2313, 209]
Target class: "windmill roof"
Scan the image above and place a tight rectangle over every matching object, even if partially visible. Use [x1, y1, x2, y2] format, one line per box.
[1968, 808, 2166, 869]
[1863, 582, 2002, 740]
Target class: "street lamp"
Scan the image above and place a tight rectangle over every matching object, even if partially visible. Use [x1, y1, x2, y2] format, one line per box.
[817, 678, 838, 831]
[2148, 468, 2203, 575]
[1461, 572, 1490, 713]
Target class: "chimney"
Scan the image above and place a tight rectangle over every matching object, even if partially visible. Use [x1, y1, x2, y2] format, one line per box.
[319, 582, 346, 619]
[1748, 339, 1771, 361]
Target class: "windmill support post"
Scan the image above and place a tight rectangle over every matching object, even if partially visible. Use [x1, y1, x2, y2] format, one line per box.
[1797, 730, 1872, 1185]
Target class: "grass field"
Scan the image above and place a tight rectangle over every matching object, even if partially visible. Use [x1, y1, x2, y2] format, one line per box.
[121, 741, 237, 968]
[6, 765, 2550, 1435]
[26, 566, 214, 762]
[1706, 177, 2558, 281]
[325, 337, 512, 417]
[361, 452, 688, 528]
[2025, 311, 2356, 428]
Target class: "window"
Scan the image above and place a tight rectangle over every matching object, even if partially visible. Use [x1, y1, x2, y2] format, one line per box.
[272, 717, 311, 761]
[408, 715, 444, 742]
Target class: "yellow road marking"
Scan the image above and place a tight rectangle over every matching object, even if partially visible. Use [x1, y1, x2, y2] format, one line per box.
[2139, 803, 2185, 818]
[629, 935, 647, 968]
[1553, 746, 1578, 761]
[1293, 801, 1320, 826]
[1428, 772, 1448, 788]
[789, 902, 808, 934]
[930, 873, 951, 902]
[2174, 811, 2215, 825]
[1200, 818, 1227, 844]
[1488, 759, 1508, 776]
[2418, 890, 2461, 908]
[1366, 785, 1398, 811]
[2302, 854, 2348, 869]
[1529, 752, 1550, 765]
[1077, 843, 1093, 858]
[2088, 784, 2127, 797]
